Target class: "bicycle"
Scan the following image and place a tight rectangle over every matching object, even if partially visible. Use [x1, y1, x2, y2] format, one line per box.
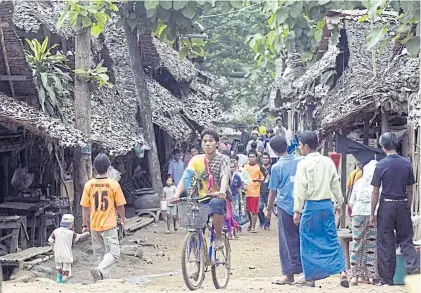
[178, 196, 231, 290]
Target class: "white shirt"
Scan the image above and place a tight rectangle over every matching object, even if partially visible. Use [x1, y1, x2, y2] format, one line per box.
[246, 140, 264, 152]
[163, 185, 177, 206]
[273, 126, 293, 144]
[49, 227, 85, 263]
[293, 152, 344, 212]
[237, 154, 248, 167]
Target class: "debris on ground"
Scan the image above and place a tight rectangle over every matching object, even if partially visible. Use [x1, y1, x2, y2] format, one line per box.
[124, 216, 154, 233]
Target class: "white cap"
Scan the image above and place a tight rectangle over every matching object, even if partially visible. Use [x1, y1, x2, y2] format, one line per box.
[61, 214, 74, 224]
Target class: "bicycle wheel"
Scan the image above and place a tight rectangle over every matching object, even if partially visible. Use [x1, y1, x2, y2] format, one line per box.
[211, 234, 231, 289]
[181, 231, 205, 290]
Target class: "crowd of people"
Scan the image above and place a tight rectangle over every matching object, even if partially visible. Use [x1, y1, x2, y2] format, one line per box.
[46, 117, 420, 289]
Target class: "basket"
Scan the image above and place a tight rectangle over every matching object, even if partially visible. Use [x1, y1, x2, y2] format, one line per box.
[178, 200, 210, 229]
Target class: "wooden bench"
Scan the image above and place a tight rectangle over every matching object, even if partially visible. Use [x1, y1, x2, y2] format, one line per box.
[337, 228, 353, 270]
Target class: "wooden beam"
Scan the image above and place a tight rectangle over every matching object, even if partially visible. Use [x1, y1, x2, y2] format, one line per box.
[0, 75, 26, 81]
[0, 15, 15, 97]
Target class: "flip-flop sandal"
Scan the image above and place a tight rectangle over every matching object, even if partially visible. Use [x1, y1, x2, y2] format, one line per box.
[247, 226, 251, 232]
[272, 280, 294, 285]
[340, 276, 349, 288]
[250, 229, 257, 233]
[295, 280, 315, 287]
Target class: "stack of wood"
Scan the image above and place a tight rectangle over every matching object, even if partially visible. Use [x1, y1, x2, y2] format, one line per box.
[123, 216, 154, 233]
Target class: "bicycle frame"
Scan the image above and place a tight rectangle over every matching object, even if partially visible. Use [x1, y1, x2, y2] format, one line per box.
[188, 220, 220, 266]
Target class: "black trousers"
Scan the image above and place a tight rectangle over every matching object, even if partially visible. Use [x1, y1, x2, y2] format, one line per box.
[377, 200, 420, 285]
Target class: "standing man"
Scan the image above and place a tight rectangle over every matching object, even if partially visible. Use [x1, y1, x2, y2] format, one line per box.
[266, 135, 303, 285]
[81, 153, 126, 281]
[258, 152, 271, 229]
[370, 132, 420, 286]
[172, 129, 230, 249]
[168, 149, 185, 186]
[273, 117, 292, 143]
[293, 131, 348, 288]
[238, 123, 250, 148]
[246, 131, 264, 152]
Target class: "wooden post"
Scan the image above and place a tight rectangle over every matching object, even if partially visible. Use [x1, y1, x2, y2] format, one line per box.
[340, 153, 347, 228]
[381, 112, 388, 133]
[363, 117, 369, 145]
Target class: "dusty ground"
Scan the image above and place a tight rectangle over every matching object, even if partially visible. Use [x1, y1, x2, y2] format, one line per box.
[4, 220, 409, 293]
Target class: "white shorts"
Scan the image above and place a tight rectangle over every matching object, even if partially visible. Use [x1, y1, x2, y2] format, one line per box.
[56, 262, 72, 272]
[167, 205, 178, 217]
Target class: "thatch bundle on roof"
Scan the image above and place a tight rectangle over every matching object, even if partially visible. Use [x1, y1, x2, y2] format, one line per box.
[270, 11, 419, 139]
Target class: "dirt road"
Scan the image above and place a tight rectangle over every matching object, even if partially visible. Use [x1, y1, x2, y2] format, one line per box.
[4, 220, 408, 293]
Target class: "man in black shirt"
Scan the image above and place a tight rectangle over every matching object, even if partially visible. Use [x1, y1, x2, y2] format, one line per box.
[239, 123, 250, 147]
[370, 132, 420, 285]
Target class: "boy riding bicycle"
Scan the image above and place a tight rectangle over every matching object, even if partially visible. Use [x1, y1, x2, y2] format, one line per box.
[171, 129, 231, 249]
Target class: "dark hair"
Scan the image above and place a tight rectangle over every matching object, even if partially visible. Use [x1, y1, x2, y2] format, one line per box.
[94, 153, 111, 175]
[267, 128, 274, 134]
[298, 131, 318, 150]
[230, 154, 239, 161]
[379, 132, 398, 151]
[237, 143, 245, 153]
[201, 129, 219, 143]
[173, 149, 182, 155]
[248, 149, 257, 157]
[250, 141, 257, 150]
[262, 152, 270, 158]
[270, 135, 288, 154]
[276, 117, 283, 123]
[252, 126, 259, 130]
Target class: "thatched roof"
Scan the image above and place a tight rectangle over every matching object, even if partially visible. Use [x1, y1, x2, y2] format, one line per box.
[271, 11, 419, 138]
[11, 0, 220, 147]
[317, 19, 418, 136]
[11, 0, 143, 155]
[0, 0, 37, 103]
[0, 92, 86, 147]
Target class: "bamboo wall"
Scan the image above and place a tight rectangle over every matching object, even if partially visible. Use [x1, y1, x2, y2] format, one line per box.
[411, 125, 420, 241]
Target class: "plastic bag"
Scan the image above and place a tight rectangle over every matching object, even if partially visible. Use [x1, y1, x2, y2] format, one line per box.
[107, 166, 121, 182]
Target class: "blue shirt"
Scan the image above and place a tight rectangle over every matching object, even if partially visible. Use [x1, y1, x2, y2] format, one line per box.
[268, 154, 303, 215]
[168, 159, 185, 186]
[371, 154, 415, 200]
[230, 173, 242, 198]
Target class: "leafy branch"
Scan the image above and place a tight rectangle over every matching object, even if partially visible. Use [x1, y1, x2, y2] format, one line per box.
[57, 0, 118, 37]
[74, 62, 112, 88]
[24, 37, 72, 122]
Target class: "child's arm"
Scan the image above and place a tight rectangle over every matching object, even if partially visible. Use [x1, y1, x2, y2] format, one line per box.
[48, 231, 55, 248]
[73, 232, 90, 243]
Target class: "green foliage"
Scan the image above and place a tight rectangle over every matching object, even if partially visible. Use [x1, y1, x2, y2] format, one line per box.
[251, 0, 420, 69]
[200, 3, 272, 110]
[248, 0, 361, 67]
[362, 0, 420, 56]
[57, 0, 118, 37]
[24, 37, 72, 122]
[117, 1, 240, 59]
[74, 62, 113, 88]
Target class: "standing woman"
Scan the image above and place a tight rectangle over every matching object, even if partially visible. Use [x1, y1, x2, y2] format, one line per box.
[349, 160, 379, 285]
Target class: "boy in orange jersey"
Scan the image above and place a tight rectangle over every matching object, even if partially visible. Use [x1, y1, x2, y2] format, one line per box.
[244, 149, 267, 233]
[81, 153, 127, 281]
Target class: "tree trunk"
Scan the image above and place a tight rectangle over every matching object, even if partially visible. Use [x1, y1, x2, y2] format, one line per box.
[123, 24, 163, 193]
[73, 25, 92, 232]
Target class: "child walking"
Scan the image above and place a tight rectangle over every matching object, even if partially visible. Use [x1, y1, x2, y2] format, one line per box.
[244, 150, 267, 233]
[48, 214, 90, 283]
[163, 177, 178, 234]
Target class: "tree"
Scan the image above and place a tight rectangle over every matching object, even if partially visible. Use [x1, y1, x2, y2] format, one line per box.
[117, 1, 240, 191]
[58, 0, 117, 230]
[199, 4, 273, 110]
[249, 0, 420, 67]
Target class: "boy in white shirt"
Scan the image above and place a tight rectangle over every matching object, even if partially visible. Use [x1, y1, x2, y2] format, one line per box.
[49, 214, 90, 283]
[163, 177, 177, 234]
